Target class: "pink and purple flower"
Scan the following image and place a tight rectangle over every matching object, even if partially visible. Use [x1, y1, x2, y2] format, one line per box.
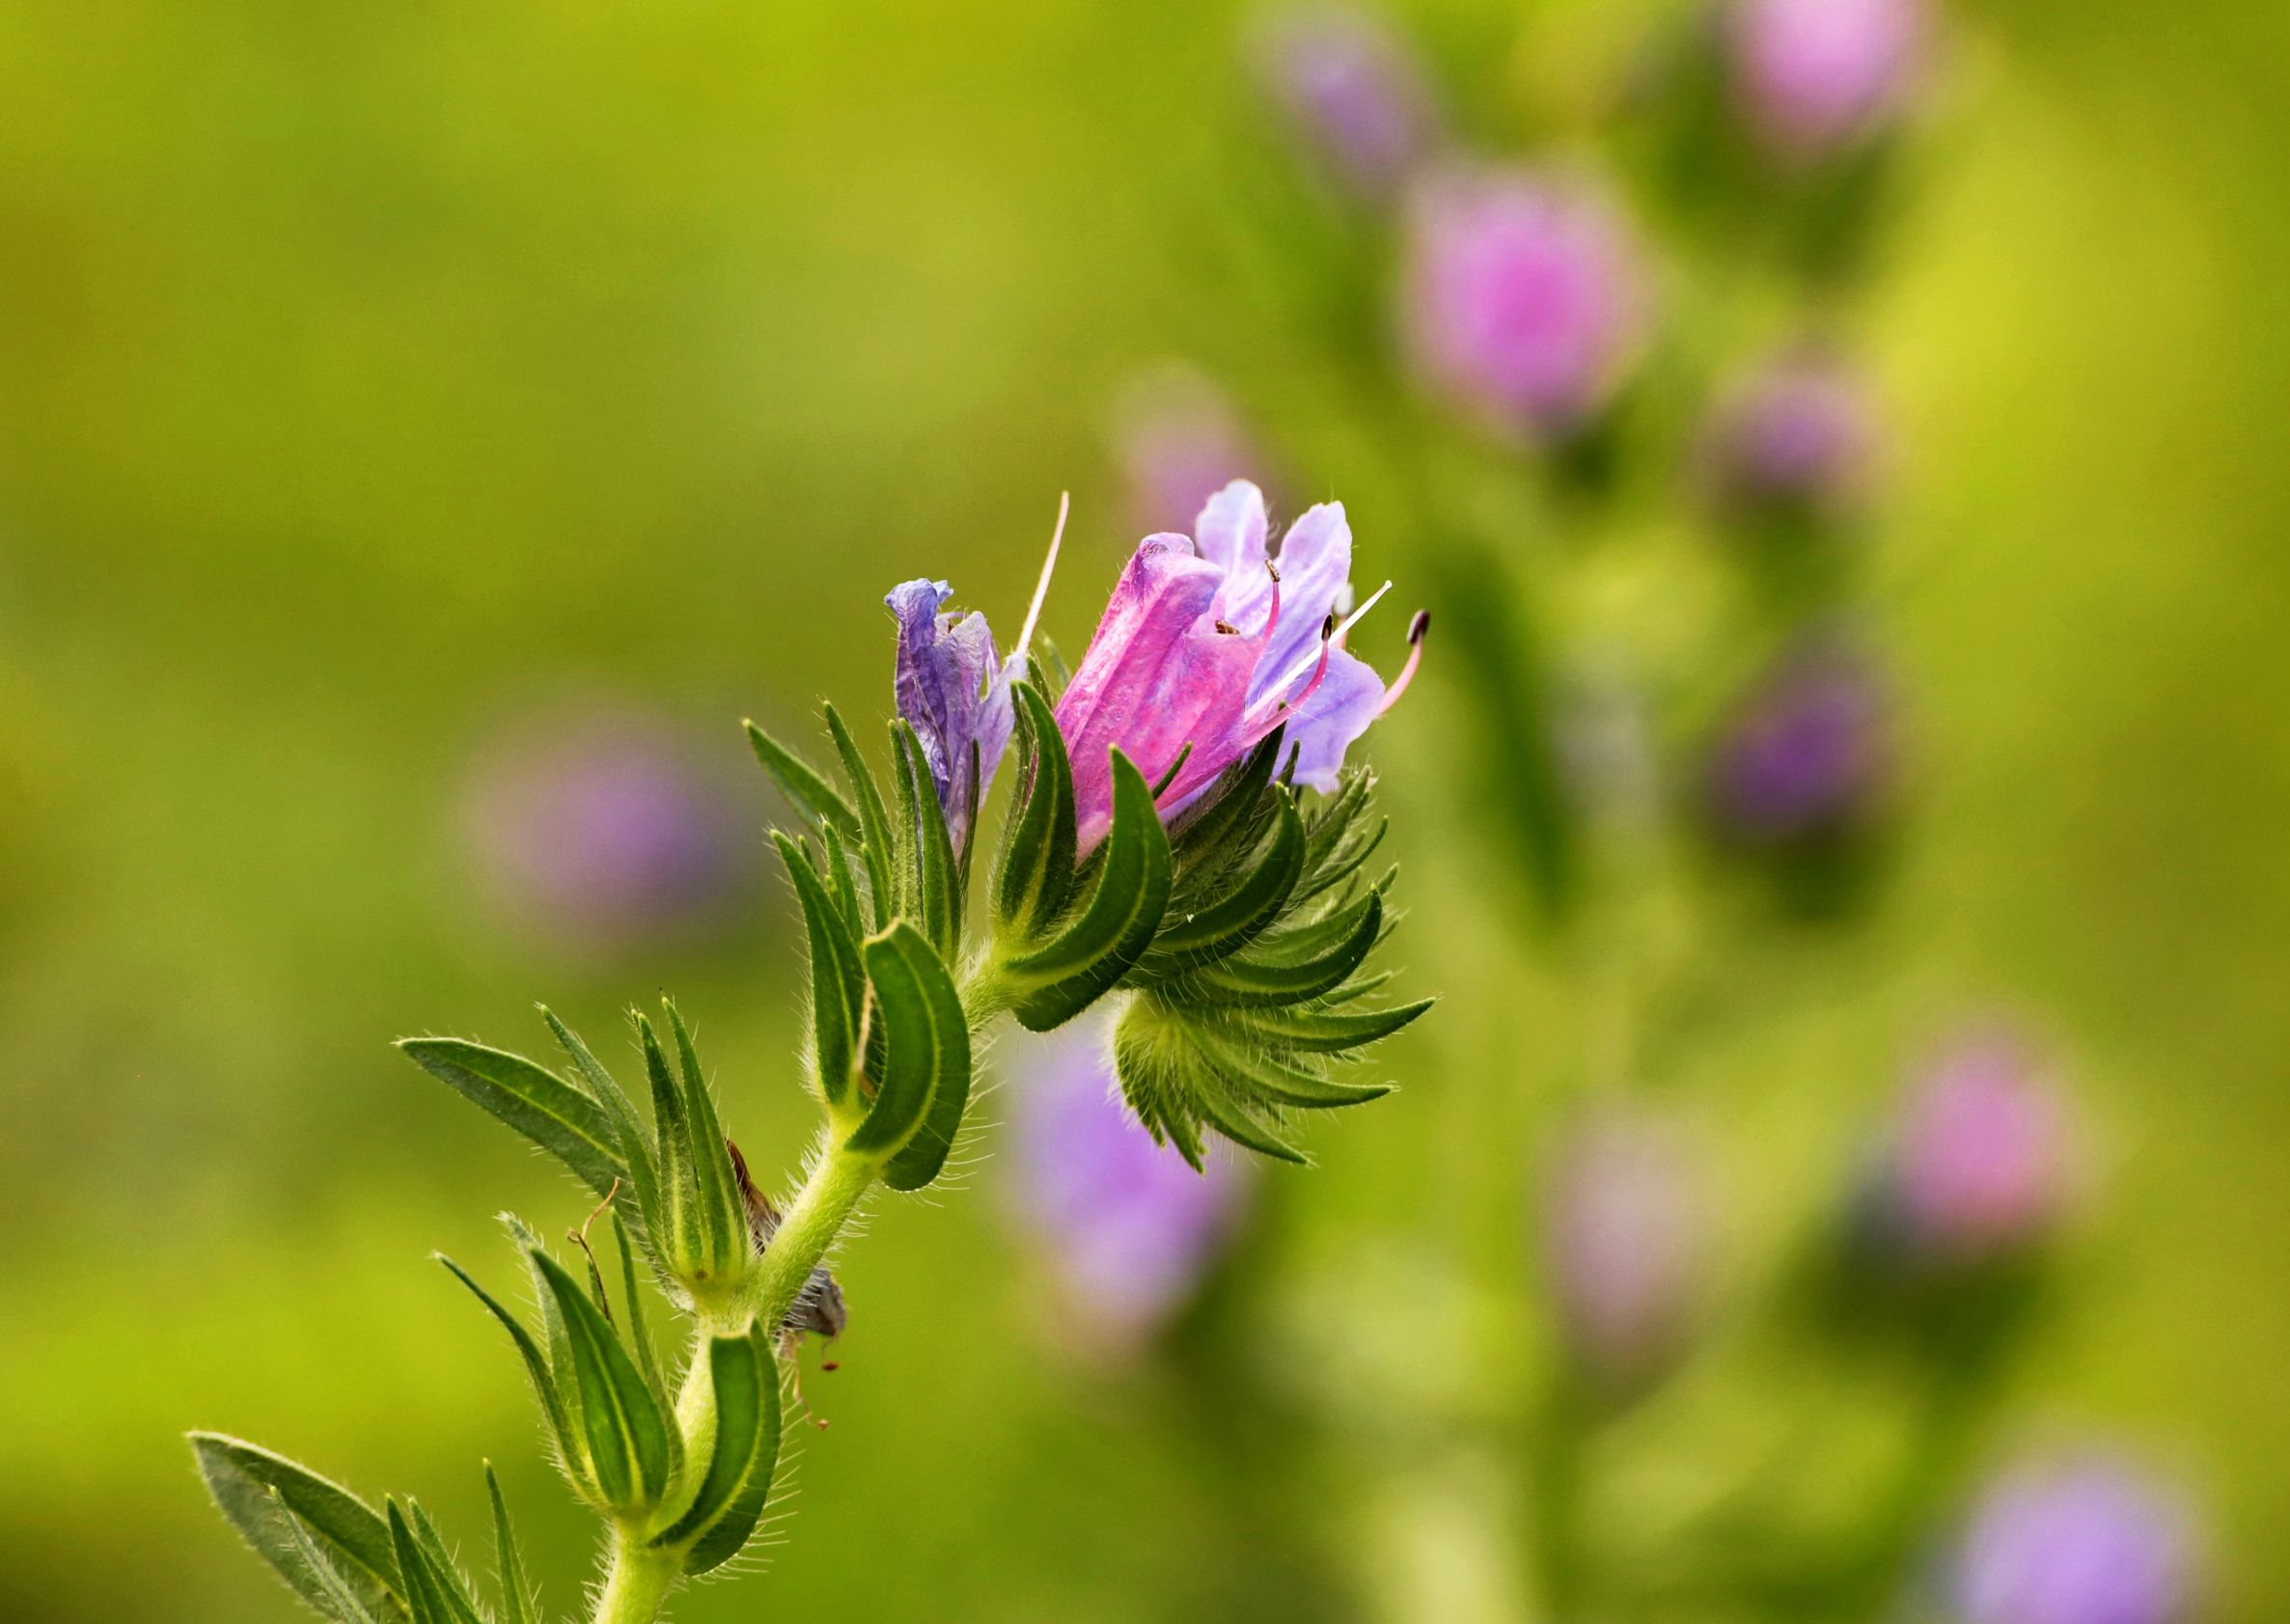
[1053, 480, 1422, 851]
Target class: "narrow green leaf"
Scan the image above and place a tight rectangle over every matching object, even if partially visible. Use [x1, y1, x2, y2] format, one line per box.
[614, 1218, 666, 1405]
[1142, 794, 1305, 972]
[191, 1434, 406, 1623]
[484, 1465, 537, 1624]
[398, 1038, 622, 1198]
[993, 681, 1076, 937]
[664, 1002, 750, 1282]
[773, 831, 865, 1110]
[435, 1259, 578, 1485]
[1214, 996, 1434, 1054]
[1181, 893, 1383, 1007]
[845, 922, 952, 1162]
[637, 1014, 704, 1280]
[405, 1502, 488, 1624]
[1200, 1033, 1392, 1110]
[532, 1249, 675, 1509]
[818, 818, 866, 933]
[878, 928, 975, 1191]
[273, 1494, 394, 1623]
[825, 702, 897, 930]
[649, 1323, 785, 1574]
[538, 1008, 660, 1242]
[1007, 751, 1173, 1031]
[385, 1503, 453, 1624]
[745, 719, 861, 837]
[1166, 725, 1284, 867]
[1190, 1084, 1308, 1165]
[502, 1215, 575, 1398]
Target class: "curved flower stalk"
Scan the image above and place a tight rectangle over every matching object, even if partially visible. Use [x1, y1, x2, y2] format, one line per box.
[191, 490, 1430, 1624]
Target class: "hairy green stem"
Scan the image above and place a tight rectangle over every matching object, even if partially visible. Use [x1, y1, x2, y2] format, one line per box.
[747, 1132, 876, 1336]
[591, 1527, 678, 1624]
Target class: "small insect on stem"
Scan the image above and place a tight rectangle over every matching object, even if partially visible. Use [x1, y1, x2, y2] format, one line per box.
[729, 1142, 848, 1429]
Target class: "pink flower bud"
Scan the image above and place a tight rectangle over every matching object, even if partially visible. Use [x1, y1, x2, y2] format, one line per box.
[1255, 5, 1442, 197]
[1725, 0, 1927, 158]
[1541, 1104, 1708, 1383]
[1402, 167, 1649, 440]
[1888, 1026, 2076, 1261]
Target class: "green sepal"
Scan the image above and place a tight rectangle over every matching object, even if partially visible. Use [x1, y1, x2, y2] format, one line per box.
[638, 1009, 748, 1295]
[825, 702, 897, 930]
[1137, 791, 1306, 977]
[530, 1248, 677, 1512]
[648, 1321, 785, 1574]
[434, 1257, 581, 1493]
[1113, 1003, 1303, 1167]
[776, 833, 867, 1112]
[843, 923, 973, 1192]
[190, 1434, 407, 1623]
[993, 682, 1078, 940]
[397, 1037, 623, 1199]
[891, 720, 963, 953]
[483, 1465, 537, 1624]
[745, 718, 861, 838]
[1004, 750, 1173, 1032]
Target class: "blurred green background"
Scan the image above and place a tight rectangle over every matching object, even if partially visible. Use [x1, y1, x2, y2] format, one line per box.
[2, 0, 2286, 1619]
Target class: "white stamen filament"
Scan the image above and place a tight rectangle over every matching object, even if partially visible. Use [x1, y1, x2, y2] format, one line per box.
[1013, 491, 1068, 660]
[1253, 577, 1394, 709]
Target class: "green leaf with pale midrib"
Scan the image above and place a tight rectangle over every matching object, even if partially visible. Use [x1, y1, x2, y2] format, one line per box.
[398, 1038, 622, 1198]
[191, 1434, 408, 1623]
[650, 1322, 784, 1573]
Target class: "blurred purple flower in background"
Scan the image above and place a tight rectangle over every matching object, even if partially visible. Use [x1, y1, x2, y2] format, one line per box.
[1949, 1454, 2197, 1624]
[1254, 4, 1442, 198]
[1725, 0, 1927, 158]
[1403, 166, 1649, 439]
[1541, 1102, 1709, 1384]
[1702, 347, 1881, 520]
[1883, 1026, 2076, 1262]
[1009, 1027, 1252, 1346]
[1112, 368, 1270, 538]
[1705, 639, 1891, 845]
[461, 704, 743, 957]
[886, 578, 1019, 858]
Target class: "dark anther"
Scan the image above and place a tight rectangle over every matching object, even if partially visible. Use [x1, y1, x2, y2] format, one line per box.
[1407, 609, 1431, 646]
